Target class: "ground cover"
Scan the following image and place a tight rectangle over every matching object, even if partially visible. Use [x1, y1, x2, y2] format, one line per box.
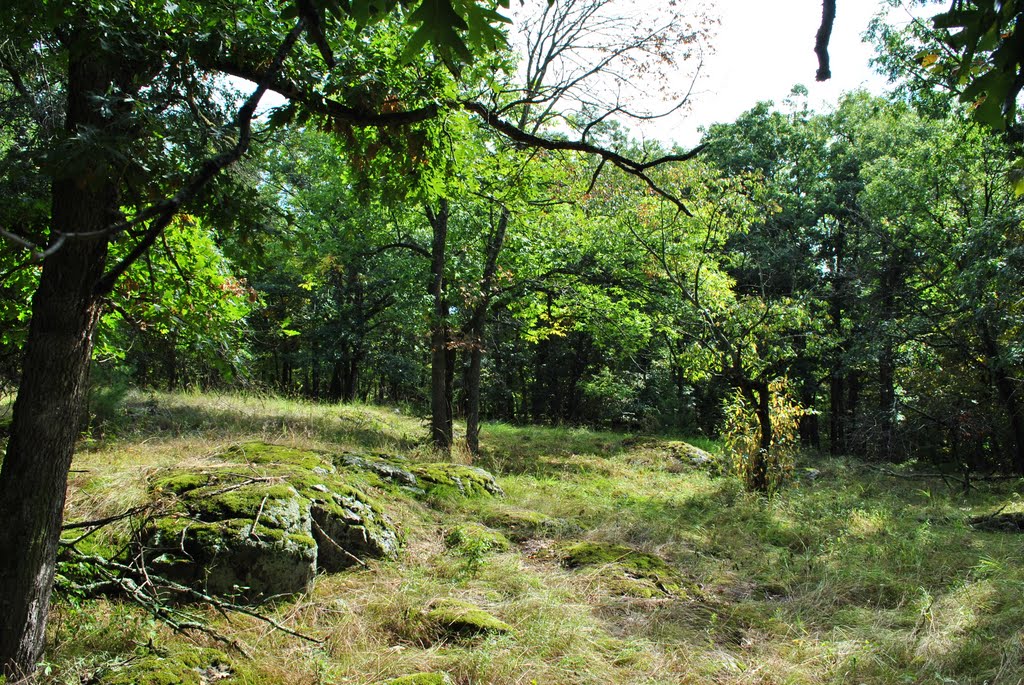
[8, 390, 1023, 684]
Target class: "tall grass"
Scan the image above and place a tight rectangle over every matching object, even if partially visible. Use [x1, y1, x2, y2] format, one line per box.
[41, 390, 1024, 685]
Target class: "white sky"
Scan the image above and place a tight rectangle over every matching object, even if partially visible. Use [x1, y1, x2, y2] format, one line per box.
[638, 0, 931, 147]
[250, 1, 932, 146]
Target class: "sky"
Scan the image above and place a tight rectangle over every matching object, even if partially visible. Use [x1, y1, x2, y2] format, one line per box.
[247, 0, 933, 145]
[637, 0, 930, 147]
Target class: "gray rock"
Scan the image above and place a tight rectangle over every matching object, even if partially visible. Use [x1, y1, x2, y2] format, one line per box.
[145, 443, 401, 602]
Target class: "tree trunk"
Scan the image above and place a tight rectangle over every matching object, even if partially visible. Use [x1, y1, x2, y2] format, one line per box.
[344, 356, 360, 403]
[878, 341, 896, 459]
[980, 322, 1024, 475]
[329, 359, 343, 402]
[444, 338, 456, 432]
[427, 200, 452, 453]
[462, 208, 508, 455]
[847, 370, 862, 455]
[0, 36, 115, 678]
[465, 324, 483, 457]
[744, 380, 772, 493]
[877, 256, 901, 461]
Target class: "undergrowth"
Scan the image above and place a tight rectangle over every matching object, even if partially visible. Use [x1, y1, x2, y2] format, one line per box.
[38, 389, 1024, 684]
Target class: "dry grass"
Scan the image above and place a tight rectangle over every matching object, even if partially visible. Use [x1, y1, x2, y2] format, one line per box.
[36, 390, 1024, 684]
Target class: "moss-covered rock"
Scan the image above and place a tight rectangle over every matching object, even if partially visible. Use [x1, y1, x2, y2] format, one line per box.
[381, 674, 453, 685]
[424, 598, 511, 637]
[338, 453, 419, 489]
[147, 515, 318, 599]
[225, 441, 335, 472]
[411, 463, 504, 498]
[98, 647, 232, 685]
[480, 507, 556, 541]
[444, 523, 510, 552]
[662, 441, 722, 474]
[144, 442, 400, 601]
[559, 541, 686, 597]
[310, 486, 401, 571]
[970, 511, 1024, 532]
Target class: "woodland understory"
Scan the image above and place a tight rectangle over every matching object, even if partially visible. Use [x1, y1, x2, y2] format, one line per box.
[2, 0, 1024, 681]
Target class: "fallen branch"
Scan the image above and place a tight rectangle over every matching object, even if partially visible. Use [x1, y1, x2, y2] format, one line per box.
[311, 517, 367, 568]
[862, 463, 970, 492]
[58, 532, 325, 649]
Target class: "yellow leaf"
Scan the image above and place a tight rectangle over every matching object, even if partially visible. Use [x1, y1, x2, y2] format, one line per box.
[920, 53, 939, 67]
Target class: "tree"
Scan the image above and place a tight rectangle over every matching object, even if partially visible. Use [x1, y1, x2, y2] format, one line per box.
[0, 0, 510, 675]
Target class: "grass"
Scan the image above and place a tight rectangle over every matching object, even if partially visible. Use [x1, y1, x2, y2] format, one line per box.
[30, 389, 1024, 684]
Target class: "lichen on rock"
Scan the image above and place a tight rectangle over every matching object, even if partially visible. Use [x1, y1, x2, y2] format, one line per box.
[338, 452, 419, 490]
[411, 463, 504, 498]
[559, 541, 686, 598]
[98, 646, 232, 685]
[144, 442, 400, 601]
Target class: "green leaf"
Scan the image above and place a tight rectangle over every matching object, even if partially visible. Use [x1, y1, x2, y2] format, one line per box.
[401, 0, 472, 64]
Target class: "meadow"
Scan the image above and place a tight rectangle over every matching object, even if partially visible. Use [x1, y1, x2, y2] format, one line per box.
[9, 390, 1023, 684]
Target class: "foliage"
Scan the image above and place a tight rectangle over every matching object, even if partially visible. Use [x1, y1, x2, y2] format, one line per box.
[723, 378, 804, 494]
[929, 0, 1024, 131]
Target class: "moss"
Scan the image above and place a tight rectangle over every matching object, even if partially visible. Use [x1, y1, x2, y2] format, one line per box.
[338, 453, 419, 490]
[444, 523, 510, 552]
[143, 442, 401, 598]
[146, 514, 318, 600]
[424, 599, 511, 637]
[560, 541, 684, 597]
[382, 674, 453, 685]
[150, 472, 210, 496]
[411, 463, 504, 498]
[480, 507, 553, 541]
[99, 647, 231, 685]
[224, 441, 334, 471]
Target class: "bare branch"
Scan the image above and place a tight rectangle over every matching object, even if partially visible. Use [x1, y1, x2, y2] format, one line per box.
[815, 0, 836, 81]
[93, 19, 307, 295]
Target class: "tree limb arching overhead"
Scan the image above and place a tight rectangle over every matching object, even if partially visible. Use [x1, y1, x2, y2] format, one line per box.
[815, 0, 837, 81]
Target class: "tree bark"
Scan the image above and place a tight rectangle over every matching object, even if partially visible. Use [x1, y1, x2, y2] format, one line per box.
[980, 322, 1024, 475]
[427, 200, 452, 453]
[0, 35, 115, 678]
[742, 380, 772, 493]
[462, 209, 508, 456]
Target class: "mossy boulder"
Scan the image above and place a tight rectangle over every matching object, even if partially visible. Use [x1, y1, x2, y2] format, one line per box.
[424, 598, 511, 637]
[382, 674, 453, 685]
[224, 441, 333, 471]
[444, 523, 510, 553]
[338, 453, 419, 489]
[145, 443, 399, 601]
[147, 514, 317, 599]
[560, 541, 685, 598]
[411, 463, 504, 498]
[480, 507, 559, 541]
[98, 647, 231, 685]
[667, 441, 723, 474]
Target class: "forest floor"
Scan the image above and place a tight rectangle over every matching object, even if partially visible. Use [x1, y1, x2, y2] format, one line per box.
[6, 390, 1024, 684]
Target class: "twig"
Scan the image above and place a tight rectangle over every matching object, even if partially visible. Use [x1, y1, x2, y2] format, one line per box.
[311, 517, 367, 568]
[62, 505, 153, 531]
[60, 504, 157, 547]
[248, 495, 268, 539]
[58, 547, 324, 646]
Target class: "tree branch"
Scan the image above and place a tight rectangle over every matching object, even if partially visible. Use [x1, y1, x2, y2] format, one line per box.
[93, 19, 307, 295]
[815, 0, 836, 81]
